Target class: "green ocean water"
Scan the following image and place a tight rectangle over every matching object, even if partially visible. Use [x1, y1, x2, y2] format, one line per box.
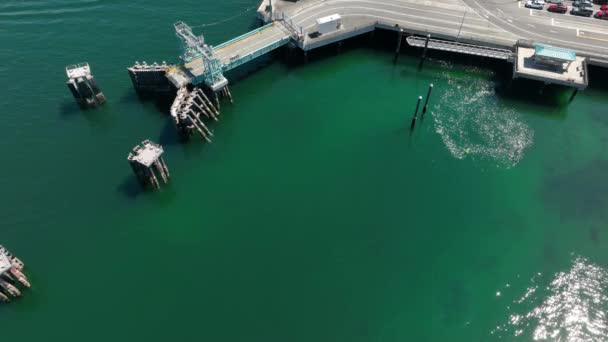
[1, 0, 608, 341]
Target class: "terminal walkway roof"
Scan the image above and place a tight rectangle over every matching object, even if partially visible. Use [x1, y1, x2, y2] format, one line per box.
[535, 44, 576, 62]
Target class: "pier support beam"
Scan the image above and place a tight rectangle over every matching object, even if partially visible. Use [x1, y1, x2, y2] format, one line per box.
[422, 83, 434, 116]
[410, 96, 422, 132]
[569, 88, 579, 103]
[419, 34, 431, 67]
[394, 29, 404, 64]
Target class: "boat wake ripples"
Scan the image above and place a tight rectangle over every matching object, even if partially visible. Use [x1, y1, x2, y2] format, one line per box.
[431, 73, 533, 168]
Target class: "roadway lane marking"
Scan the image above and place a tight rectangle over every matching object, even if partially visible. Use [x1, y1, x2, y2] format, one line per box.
[550, 30, 558, 33]
[507, 19, 513, 23]
[497, 8, 504, 14]
[528, 24, 535, 28]
[577, 29, 608, 42]
[554, 18, 608, 31]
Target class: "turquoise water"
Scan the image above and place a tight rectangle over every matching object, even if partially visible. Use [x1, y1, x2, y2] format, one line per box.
[1, 1, 608, 341]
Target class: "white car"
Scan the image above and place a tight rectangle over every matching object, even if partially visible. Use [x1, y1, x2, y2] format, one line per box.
[534, 0, 546, 5]
[525, 1, 544, 9]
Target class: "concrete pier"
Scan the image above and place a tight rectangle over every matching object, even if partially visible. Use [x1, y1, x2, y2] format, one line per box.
[127, 140, 170, 190]
[127, 61, 175, 96]
[66, 63, 105, 108]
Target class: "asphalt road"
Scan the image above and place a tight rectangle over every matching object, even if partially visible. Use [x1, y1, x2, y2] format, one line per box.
[270, 0, 608, 59]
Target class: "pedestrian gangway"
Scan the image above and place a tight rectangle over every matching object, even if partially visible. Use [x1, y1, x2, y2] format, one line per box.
[166, 21, 293, 90]
[406, 36, 513, 60]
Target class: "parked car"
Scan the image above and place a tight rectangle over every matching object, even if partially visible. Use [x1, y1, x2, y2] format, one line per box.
[571, 7, 593, 16]
[548, 3, 568, 12]
[526, 1, 545, 9]
[601, 4, 608, 11]
[573, 1, 592, 8]
[595, 10, 608, 19]
[547, 0, 561, 3]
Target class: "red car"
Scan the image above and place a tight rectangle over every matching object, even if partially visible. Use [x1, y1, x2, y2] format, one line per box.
[595, 10, 608, 19]
[548, 3, 568, 13]
[601, 4, 608, 11]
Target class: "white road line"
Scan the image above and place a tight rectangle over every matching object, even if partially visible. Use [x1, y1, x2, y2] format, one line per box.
[577, 28, 580, 36]
[551, 17, 554, 26]
[527, 24, 535, 28]
[497, 8, 504, 14]
[550, 30, 558, 33]
[507, 19, 513, 23]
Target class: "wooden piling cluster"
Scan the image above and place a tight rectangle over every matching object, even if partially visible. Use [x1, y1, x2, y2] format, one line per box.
[127, 140, 170, 190]
[0, 245, 31, 303]
[170, 87, 220, 142]
[127, 61, 174, 96]
[66, 63, 106, 108]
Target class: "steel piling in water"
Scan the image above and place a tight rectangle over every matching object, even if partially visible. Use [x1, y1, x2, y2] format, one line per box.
[410, 96, 422, 131]
[422, 83, 433, 116]
[394, 29, 404, 64]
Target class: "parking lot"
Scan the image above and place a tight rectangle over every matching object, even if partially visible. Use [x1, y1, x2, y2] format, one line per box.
[463, 0, 608, 59]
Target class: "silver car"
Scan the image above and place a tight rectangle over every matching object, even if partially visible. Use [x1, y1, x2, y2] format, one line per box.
[525, 1, 544, 9]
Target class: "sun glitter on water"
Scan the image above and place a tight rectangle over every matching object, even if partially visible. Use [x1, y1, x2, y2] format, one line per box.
[431, 72, 534, 169]
[492, 256, 608, 341]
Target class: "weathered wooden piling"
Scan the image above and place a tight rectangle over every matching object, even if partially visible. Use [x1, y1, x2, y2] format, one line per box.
[214, 92, 221, 111]
[410, 96, 422, 131]
[127, 140, 170, 190]
[394, 29, 404, 63]
[66, 63, 106, 108]
[170, 87, 216, 142]
[224, 86, 234, 104]
[422, 83, 434, 116]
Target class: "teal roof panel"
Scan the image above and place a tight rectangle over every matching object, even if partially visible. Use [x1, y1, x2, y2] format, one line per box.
[534, 44, 576, 62]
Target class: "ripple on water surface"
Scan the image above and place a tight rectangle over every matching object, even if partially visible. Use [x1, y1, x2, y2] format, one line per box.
[431, 68, 534, 168]
[493, 256, 608, 341]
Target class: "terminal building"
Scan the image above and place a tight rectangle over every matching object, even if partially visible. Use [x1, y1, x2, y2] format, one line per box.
[514, 42, 588, 90]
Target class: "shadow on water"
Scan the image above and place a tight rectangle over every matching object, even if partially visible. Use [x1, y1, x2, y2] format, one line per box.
[158, 119, 181, 146]
[541, 159, 608, 222]
[59, 100, 117, 128]
[117, 175, 177, 204]
[117, 176, 145, 199]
